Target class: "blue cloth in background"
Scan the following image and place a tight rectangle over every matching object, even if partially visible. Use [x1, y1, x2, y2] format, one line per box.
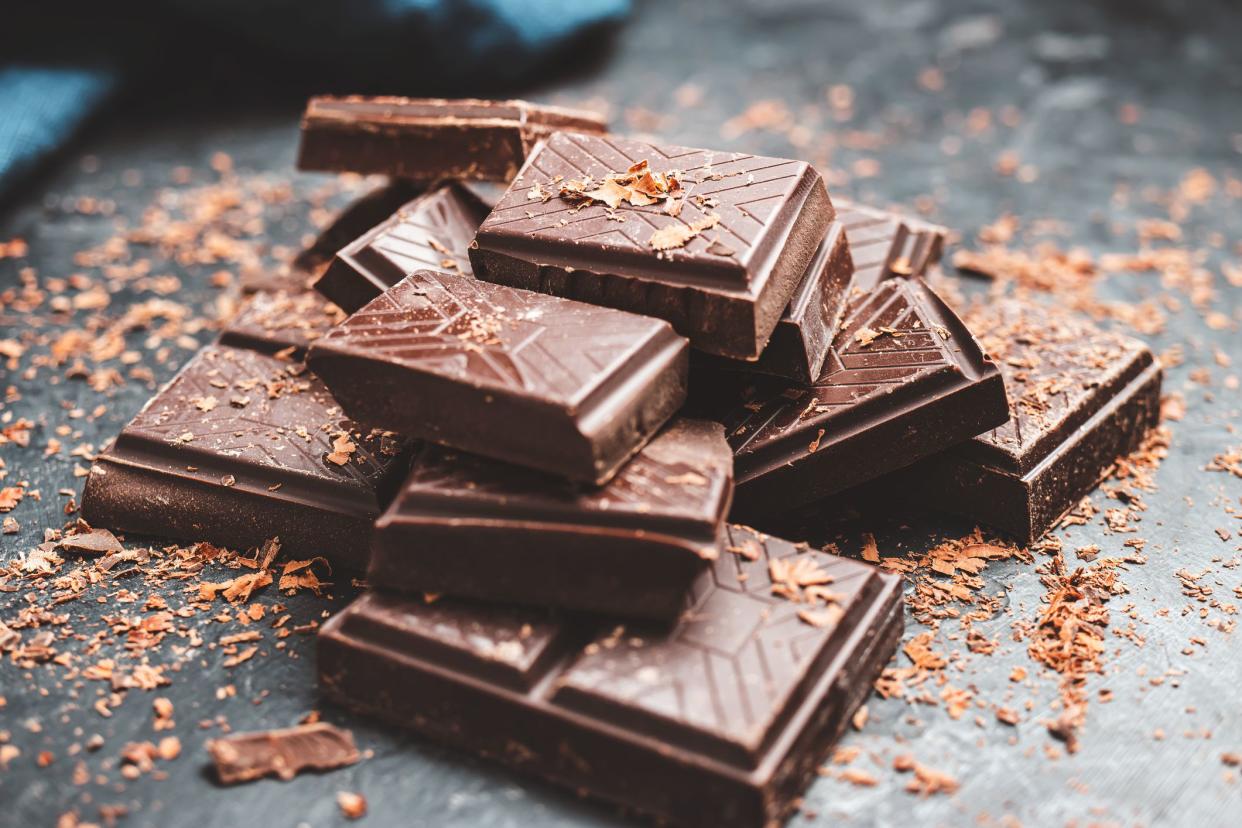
[0, 67, 120, 197]
[0, 0, 630, 199]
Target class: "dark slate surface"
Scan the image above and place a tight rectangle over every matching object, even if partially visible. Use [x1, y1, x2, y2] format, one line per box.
[2, 1, 1241, 826]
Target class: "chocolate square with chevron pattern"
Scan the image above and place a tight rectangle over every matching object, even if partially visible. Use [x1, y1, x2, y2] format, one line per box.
[307, 270, 689, 485]
[314, 183, 492, 314]
[369, 418, 733, 621]
[719, 278, 1008, 520]
[834, 198, 950, 296]
[318, 524, 904, 827]
[470, 131, 833, 360]
[891, 300, 1161, 542]
[81, 345, 413, 570]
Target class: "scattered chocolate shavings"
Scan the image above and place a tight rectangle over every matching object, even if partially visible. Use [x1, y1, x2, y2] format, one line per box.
[0, 486, 24, 511]
[337, 791, 368, 820]
[57, 529, 124, 556]
[223, 645, 258, 667]
[1207, 447, 1242, 478]
[893, 756, 960, 796]
[3, 517, 19, 534]
[207, 722, 360, 784]
[706, 240, 735, 257]
[797, 604, 844, 628]
[325, 432, 357, 466]
[649, 213, 721, 251]
[664, 472, 708, 486]
[279, 558, 331, 595]
[192, 395, 218, 412]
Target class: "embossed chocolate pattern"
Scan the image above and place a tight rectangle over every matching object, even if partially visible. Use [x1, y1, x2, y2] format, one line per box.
[307, 270, 688, 485]
[318, 523, 904, 827]
[834, 198, 948, 295]
[314, 183, 491, 314]
[470, 131, 832, 359]
[720, 278, 1008, 518]
[81, 345, 411, 568]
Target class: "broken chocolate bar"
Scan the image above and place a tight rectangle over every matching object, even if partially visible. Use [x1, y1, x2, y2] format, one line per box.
[297, 96, 608, 181]
[291, 180, 425, 278]
[218, 289, 345, 358]
[470, 132, 833, 360]
[314, 182, 491, 314]
[319, 524, 903, 827]
[370, 419, 733, 621]
[208, 722, 360, 785]
[81, 346, 412, 570]
[718, 278, 1008, 520]
[835, 198, 948, 294]
[306, 271, 688, 485]
[720, 219, 853, 383]
[892, 300, 1162, 543]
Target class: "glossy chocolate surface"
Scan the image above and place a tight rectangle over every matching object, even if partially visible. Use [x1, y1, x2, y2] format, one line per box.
[319, 525, 904, 827]
[718, 278, 1008, 519]
[898, 300, 1162, 542]
[314, 183, 491, 313]
[835, 198, 949, 295]
[81, 346, 412, 569]
[297, 97, 608, 181]
[370, 418, 733, 620]
[306, 271, 688, 485]
[470, 132, 832, 359]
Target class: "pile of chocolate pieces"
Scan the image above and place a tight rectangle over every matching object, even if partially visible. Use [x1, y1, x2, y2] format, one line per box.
[81, 97, 1163, 826]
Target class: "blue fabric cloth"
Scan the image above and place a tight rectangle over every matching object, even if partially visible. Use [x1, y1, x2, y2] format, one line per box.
[0, 0, 629, 198]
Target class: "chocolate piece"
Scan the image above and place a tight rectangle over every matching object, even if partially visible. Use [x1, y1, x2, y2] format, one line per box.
[893, 301, 1162, 543]
[297, 97, 608, 181]
[470, 132, 833, 360]
[319, 524, 904, 827]
[291, 180, 425, 277]
[307, 271, 688, 485]
[719, 278, 1008, 520]
[835, 198, 948, 295]
[207, 723, 360, 785]
[314, 183, 491, 314]
[81, 346, 412, 570]
[219, 289, 345, 358]
[370, 419, 733, 621]
[722, 220, 853, 383]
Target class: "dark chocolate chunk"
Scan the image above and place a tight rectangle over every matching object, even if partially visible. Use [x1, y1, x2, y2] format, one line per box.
[718, 278, 1008, 520]
[306, 271, 688, 485]
[370, 418, 733, 621]
[835, 198, 948, 295]
[81, 346, 412, 570]
[297, 97, 608, 181]
[218, 289, 345, 358]
[319, 524, 904, 827]
[892, 301, 1162, 543]
[314, 183, 491, 314]
[470, 132, 833, 360]
[207, 723, 360, 785]
[718, 219, 853, 383]
[291, 180, 425, 278]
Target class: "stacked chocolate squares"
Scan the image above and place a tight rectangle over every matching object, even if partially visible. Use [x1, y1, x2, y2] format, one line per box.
[80, 96, 1164, 827]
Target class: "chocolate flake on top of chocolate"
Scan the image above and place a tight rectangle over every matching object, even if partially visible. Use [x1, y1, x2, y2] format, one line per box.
[319, 524, 903, 827]
[717, 278, 1007, 520]
[81, 346, 413, 570]
[314, 182, 492, 314]
[219, 289, 346, 358]
[307, 270, 688, 485]
[893, 300, 1162, 543]
[369, 418, 733, 621]
[470, 132, 834, 360]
